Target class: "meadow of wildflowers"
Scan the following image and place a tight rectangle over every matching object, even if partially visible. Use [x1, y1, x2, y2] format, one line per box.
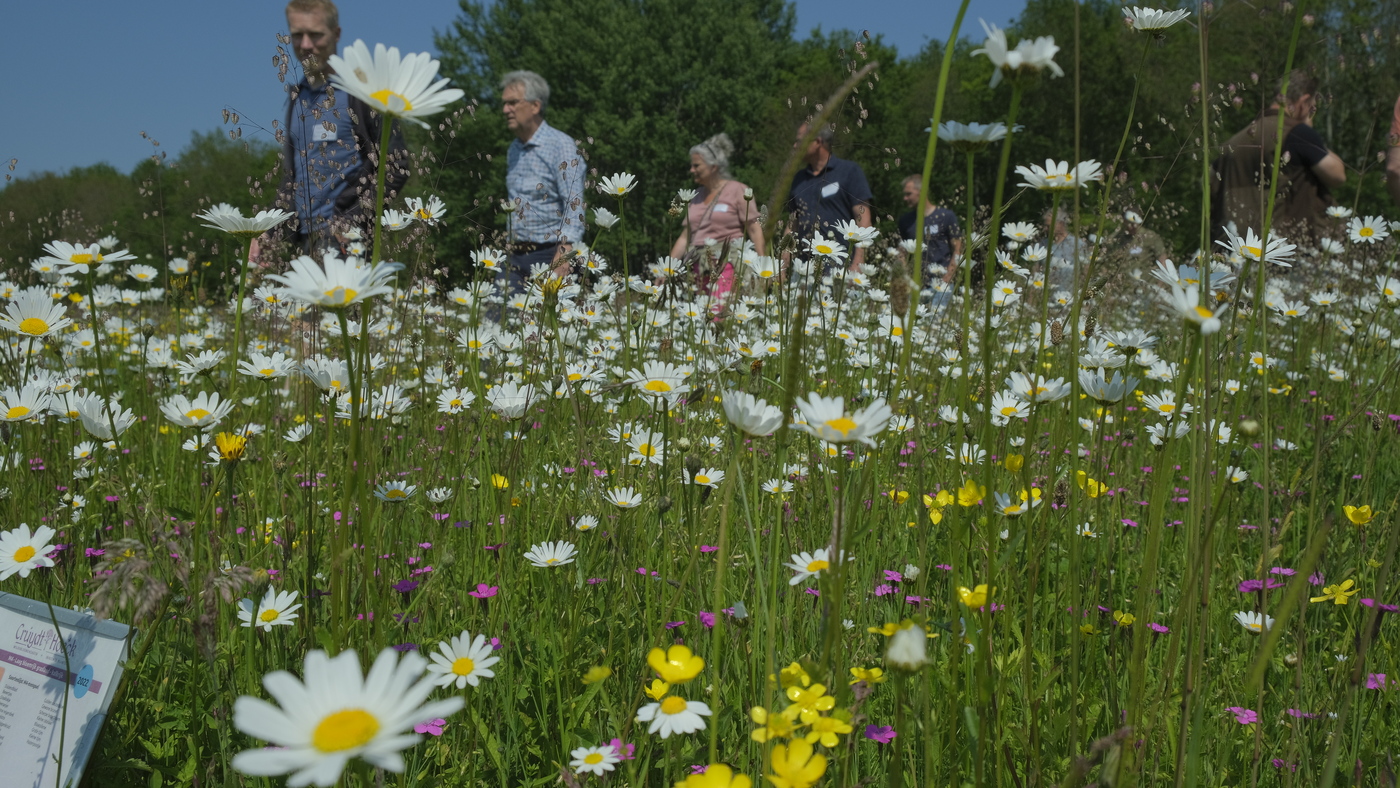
[3, 5, 1400, 788]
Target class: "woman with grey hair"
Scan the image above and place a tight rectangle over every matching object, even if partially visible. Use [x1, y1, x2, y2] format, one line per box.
[670, 133, 764, 301]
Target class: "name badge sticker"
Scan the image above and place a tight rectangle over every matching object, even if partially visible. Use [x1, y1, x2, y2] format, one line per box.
[713, 203, 730, 213]
[313, 123, 336, 142]
[820, 182, 840, 199]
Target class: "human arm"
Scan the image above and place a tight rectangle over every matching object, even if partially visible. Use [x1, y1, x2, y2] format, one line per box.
[944, 237, 965, 283]
[851, 203, 872, 269]
[1311, 152, 1346, 190]
[670, 227, 690, 258]
[1387, 145, 1400, 209]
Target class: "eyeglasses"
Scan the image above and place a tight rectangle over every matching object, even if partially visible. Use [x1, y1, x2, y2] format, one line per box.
[501, 99, 538, 108]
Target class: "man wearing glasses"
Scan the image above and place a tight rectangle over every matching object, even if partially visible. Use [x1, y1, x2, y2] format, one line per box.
[500, 70, 585, 293]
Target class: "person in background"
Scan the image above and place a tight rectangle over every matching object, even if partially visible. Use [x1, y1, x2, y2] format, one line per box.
[1110, 210, 1168, 267]
[1211, 69, 1346, 244]
[501, 70, 585, 293]
[250, 0, 409, 264]
[896, 174, 963, 284]
[785, 122, 873, 269]
[669, 133, 764, 303]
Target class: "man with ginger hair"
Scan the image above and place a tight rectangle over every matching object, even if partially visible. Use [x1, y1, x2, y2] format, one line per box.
[251, 0, 409, 262]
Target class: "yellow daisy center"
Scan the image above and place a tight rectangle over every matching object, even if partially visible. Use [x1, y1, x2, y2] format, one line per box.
[186, 408, 211, 421]
[312, 709, 380, 753]
[637, 443, 656, 457]
[369, 89, 414, 112]
[1158, 403, 1175, 413]
[1193, 305, 1214, 319]
[815, 244, 834, 255]
[1243, 245, 1262, 258]
[259, 608, 280, 623]
[70, 253, 98, 264]
[891, 326, 904, 336]
[694, 474, 711, 485]
[1001, 406, 1018, 416]
[659, 696, 689, 715]
[19, 317, 49, 335]
[260, 368, 275, 376]
[806, 559, 830, 573]
[643, 380, 672, 393]
[6, 406, 31, 420]
[449, 398, 463, 408]
[585, 753, 604, 765]
[1248, 622, 1261, 631]
[13, 546, 36, 563]
[1360, 227, 1374, 237]
[415, 209, 432, 219]
[386, 489, 406, 499]
[451, 656, 476, 676]
[545, 557, 560, 565]
[325, 287, 359, 305]
[824, 416, 856, 436]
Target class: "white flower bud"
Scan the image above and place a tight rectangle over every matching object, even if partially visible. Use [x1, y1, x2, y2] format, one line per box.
[885, 623, 928, 671]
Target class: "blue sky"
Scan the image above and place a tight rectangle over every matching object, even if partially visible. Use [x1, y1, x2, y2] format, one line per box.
[1, 0, 1026, 182]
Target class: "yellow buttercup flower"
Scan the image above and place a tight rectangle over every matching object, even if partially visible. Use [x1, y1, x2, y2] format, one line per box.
[1113, 610, 1135, 627]
[647, 645, 705, 684]
[643, 679, 672, 700]
[956, 478, 986, 507]
[749, 705, 801, 742]
[1344, 505, 1373, 525]
[958, 584, 993, 608]
[767, 738, 828, 788]
[675, 763, 753, 788]
[1004, 453, 1024, 472]
[783, 684, 835, 722]
[803, 714, 853, 747]
[774, 662, 811, 689]
[581, 666, 612, 685]
[491, 474, 510, 489]
[849, 666, 886, 685]
[1310, 579, 1359, 605]
[1076, 471, 1107, 498]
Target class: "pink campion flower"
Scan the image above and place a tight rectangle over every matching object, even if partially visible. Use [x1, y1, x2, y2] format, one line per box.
[1238, 579, 1284, 593]
[414, 718, 446, 736]
[665, 621, 685, 629]
[607, 738, 636, 760]
[1286, 709, 1319, 718]
[1226, 707, 1258, 724]
[1148, 623, 1170, 634]
[1270, 567, 1296, 576]
[698, 611, 716, 628]
[1366, 673, 1393, 690]
[700, 545, 719, 553]
[874, 584, 895, 597]
[884, 570, 903, 583]
[865, 724, 897, 744]
[469, 583, 499, 598]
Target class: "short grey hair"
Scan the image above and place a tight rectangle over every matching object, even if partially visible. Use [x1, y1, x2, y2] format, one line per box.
[798, 121, 835, 147]
[501, 70, 550, 111]
[689, 132, 735, 177]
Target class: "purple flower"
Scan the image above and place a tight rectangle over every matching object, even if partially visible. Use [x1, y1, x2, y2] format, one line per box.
[1308, 572, 1325, 586]
[865, 724, 897, 744]
[1237, 579, 1284, 593]
[1272, 759, 1298, 772]
[392, 579, 419, 594]
[392, 643, 418, 652]
[665, 621, 686, 629]
[689, 765, 709, 774]
[1360, 598, 1400, 613]
[1269, 567, 1295, 576]
[874, 584, 895, 597]
[1286, 709, 1319, 718]
[1226, 707, 1258, 724]
[414, 718, 446, 736]
[1148, 623, 1170, 634]
[883, 570, 902, 583]
[699, 611, 716, 628]
[1366, 673, 1393, 690]
[700, 545, 719, 553]
[469, 583, 499, 599]
[607, 738, 636, 760]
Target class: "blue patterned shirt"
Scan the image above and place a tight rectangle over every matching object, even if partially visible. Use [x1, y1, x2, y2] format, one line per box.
[506, 121, 586, 244]
[286, 78, 361, 234]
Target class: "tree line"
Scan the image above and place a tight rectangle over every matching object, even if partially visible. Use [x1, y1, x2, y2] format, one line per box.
[3, 0, 1395, 273]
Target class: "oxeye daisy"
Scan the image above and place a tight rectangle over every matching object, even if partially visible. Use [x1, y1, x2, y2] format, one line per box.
[196, 203, 294, 237]
[685, 467, 725, 487]
[635, 694, 710, 738]
[0, 523, 58, 580]
[40, 240, 135, 275]
[792, 393, 891, 446]
[569, 745, 622, 776]
[426, 630, 500, 689]
[524, 540, 577, 568]
[1233, 611, 1274, 634]
[0, 289, 73, 338]
[598, 172, 638, 196]
[0, 383, 52, 423]
[238, 588, 303, 631]
[604, 486, 643, 508]
[327, 41, 464, 128]
[373, 481, 417, 502]
[721, 391, 784, 436]
[1347, 215, 1390, 244]
[785, 548, 837, 586]
[230, 648, 464, 787]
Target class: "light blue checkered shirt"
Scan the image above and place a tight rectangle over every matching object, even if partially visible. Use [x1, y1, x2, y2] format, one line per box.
[506, 121, 586, 244]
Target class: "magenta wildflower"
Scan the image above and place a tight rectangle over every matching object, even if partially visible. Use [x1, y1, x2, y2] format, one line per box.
[700, 545, 718, 553]
[608, 738, 636, 760]
[665, 621, 685, 629]
[1148, 623, 1170, 634]
[1286, 709, 1319, 718]
[1226, 707, 1258, 724]
[1366, 673, 1394, 690]
[469, 583, 499, 598]
[415, 718, 446, 736]
[874, 584, 895, 597]
[883, 570, 902, 583]
[699, 611, 716, 628]
[865, 724, 897, 744]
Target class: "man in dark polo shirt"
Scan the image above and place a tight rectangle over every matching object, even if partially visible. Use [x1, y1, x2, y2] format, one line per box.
[896, 174, 962, 282]
[785, 122, 874, 269]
